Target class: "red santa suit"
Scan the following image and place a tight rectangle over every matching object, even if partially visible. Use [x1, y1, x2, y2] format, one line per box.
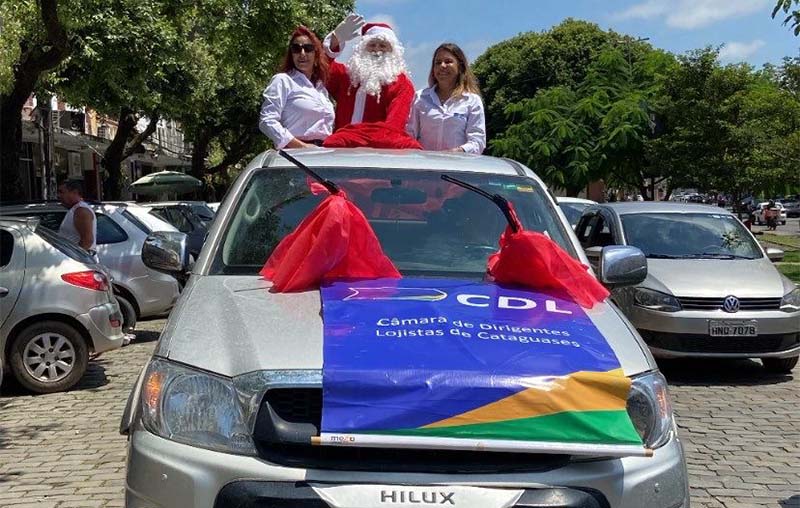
[322, 23, 421, 149]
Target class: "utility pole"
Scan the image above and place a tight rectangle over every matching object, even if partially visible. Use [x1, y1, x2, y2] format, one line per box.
[34, 94, 56, 200]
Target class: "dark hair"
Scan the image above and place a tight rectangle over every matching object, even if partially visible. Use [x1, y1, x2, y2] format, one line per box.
[279, 26, 328, 84]
[428, 43, 481, 97]
[60, 179, 84, 196]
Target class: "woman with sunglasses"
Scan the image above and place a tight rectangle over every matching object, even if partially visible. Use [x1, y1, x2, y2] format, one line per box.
[259, 27, 335, 149]
[407, 43, 486, 153]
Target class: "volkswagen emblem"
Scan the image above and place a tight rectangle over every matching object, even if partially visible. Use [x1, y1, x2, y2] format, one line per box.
[722, 296, 740, 313]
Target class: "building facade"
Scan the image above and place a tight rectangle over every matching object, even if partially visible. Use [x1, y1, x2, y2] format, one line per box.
[17, 95, 192, 201]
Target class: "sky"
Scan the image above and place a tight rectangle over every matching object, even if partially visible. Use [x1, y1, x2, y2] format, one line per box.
[352, 0, 800, 88]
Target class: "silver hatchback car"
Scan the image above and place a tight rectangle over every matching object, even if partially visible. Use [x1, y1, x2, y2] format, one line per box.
[121, 149, 689, 508]
[575, 202, 800, 373]
[1, 202, 181, 331]
[1, 217, 124, 393]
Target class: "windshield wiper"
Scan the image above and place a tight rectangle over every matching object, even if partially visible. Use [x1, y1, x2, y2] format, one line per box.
[690, 253, 754, 260]
[440, 174, 520, 232]
[646, 254, 682, 259]
[277, 149, 340, 194]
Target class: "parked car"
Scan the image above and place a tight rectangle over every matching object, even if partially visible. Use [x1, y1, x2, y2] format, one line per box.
[121, 149, 688, 508]
[782, 200, 800, 218]
[575, 202, 799, 373]
[140, 202, 209, 257]
[556, 196, 596, 228]
[0, 217, 124, 393]
[753, 202, 788, 226]
[0, 202, 180, 332]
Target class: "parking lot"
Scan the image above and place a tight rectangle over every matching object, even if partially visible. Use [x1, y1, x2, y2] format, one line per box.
[0, 318, 797, 508]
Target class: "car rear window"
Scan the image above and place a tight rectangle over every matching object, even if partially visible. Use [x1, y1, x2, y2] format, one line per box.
[211, 167, 574, 277]
[36, 226, 96, 264]
[121, 209, 152, 234]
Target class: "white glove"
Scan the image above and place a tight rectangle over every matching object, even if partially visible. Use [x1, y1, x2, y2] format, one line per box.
[333, 13, 365, 44]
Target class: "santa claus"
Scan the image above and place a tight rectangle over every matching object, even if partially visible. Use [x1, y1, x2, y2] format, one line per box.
[322, 15, 422, 149]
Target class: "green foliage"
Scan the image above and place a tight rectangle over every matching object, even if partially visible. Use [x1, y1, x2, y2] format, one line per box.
[773, 0, 800, 35]
[490, 40, 676, 196]
[473, 19, 625, 140]
[648, 48, 800, 198]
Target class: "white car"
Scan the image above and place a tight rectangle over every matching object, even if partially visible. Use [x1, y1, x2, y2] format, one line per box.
[556, 197, 596, 228]
[0, 202, 181, 332]
[753, 202, 787, 226]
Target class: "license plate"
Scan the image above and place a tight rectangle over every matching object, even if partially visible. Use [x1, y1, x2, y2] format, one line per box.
[709, 320, 758, 337]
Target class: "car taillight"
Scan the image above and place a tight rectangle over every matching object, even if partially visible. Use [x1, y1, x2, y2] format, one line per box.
[61, 271, 109, 292]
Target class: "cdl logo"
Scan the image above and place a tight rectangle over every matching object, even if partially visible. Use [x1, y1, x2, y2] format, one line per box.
[455, 294, 573, 315]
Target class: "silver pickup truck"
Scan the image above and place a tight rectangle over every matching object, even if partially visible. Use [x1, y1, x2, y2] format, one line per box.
[120, 149, 689, 508]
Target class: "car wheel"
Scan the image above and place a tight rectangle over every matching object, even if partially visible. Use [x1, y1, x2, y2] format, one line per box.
[762, 356, 799, 374]
[8, 321, 89, 394]
[115, 294, 137, 334]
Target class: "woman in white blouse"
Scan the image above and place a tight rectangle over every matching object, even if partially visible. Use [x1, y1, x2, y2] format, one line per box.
[259, 27, 335, 149]
[407, 43, 486, 153]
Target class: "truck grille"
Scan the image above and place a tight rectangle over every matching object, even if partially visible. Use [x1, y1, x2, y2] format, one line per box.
[677, 297, 782, 311]
[253, 388, 571, 473]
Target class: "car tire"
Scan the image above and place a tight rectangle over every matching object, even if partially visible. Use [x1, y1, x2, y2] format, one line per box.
[115, 294, 137, 334]
[762, 356, 799, 374]
[8, 321, 89, 394]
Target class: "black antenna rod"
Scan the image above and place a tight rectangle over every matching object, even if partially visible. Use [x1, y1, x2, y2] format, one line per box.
[278, 149, 340, 194]
[440, 174, 520, 232]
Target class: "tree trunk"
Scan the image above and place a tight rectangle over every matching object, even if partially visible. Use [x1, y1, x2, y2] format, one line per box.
[0, 98, 25, 202]
[103, 108, 137, 199]
[190, 130, 212, 180]
[102, 109, 159, 199]
[0, 0, 69, 202]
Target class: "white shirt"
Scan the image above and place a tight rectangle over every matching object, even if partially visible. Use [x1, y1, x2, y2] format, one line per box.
[259, 70, 335, 148]
[59, 201, 97, 251]
[407, 87, 486, 154]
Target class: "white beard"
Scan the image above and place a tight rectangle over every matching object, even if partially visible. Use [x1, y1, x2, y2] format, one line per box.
[347, 40, 407, 101]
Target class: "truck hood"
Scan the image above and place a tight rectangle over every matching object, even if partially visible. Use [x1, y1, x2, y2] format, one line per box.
[159, 276, 653, 378]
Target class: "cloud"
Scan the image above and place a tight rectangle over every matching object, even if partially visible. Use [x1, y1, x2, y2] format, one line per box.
[718, 39, 766, 62]
[613, 0, 770, 29]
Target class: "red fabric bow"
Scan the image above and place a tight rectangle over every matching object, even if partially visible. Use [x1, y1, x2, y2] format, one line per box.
[487, 204, 609, 308]
[260, 189, 401, 292]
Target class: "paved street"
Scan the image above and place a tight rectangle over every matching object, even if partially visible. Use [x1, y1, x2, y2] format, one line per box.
[1, 319, 799, 507]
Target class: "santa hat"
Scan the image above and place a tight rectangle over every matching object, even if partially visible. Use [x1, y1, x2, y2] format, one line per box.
[361, 22, 401, 49]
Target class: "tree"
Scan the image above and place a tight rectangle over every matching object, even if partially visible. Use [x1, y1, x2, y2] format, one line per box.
[168, 0, 352, 187]
[0, 0, 70, 202]
[55, 0, 185, 198]
[773, 0, 800, 35]
[647, 48, 800, 200]
[473, 19, 637, 144]
[491, 45, 676, 198]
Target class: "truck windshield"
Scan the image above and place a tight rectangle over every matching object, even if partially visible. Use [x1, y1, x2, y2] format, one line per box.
[211, 168, 575, 277]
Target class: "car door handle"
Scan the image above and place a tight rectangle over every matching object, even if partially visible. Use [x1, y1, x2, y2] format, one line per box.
[0, 287, 9, 297]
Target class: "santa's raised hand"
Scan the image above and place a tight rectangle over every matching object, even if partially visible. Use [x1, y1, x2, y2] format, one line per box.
[332, 13, 365, 49]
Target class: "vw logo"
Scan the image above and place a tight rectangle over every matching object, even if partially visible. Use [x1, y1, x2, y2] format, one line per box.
[722, 296, 740, 313]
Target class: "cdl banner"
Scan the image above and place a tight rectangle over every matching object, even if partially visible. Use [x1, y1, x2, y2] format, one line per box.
[318, 278, 647, 457]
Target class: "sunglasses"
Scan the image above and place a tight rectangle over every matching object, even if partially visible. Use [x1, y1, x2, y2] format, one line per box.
[290, 43, 316, 54]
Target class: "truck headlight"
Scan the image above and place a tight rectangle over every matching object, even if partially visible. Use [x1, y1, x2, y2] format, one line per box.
[141, 358, 256, 455]
[780, 288, 800, 313]
[634, 288, 682, 312]
[626, 371, 674, 449]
